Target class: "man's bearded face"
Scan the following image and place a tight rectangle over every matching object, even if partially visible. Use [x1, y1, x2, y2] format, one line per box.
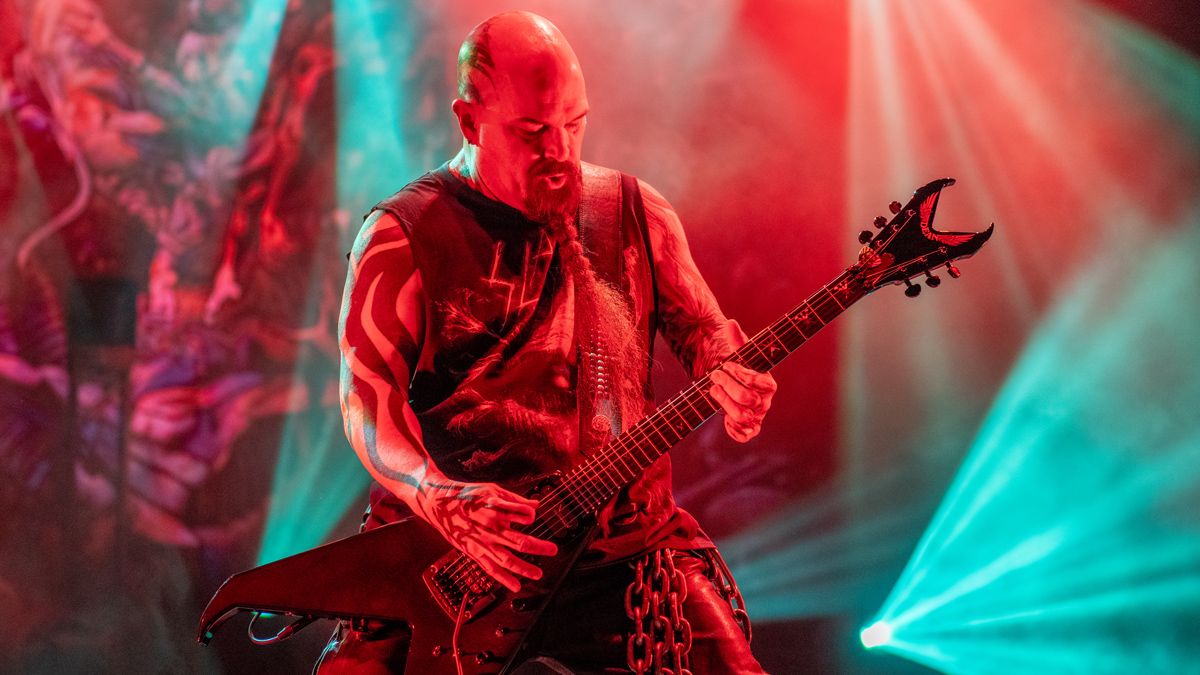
[465, 45, 589, 222]
[524, 157, 582, 225]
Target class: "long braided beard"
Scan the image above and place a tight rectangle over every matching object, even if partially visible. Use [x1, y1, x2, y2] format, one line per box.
[526, 162, 648, 430]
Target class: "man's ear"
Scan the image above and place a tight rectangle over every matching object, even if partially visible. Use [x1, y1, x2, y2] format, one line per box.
[451, 98, 481, 146]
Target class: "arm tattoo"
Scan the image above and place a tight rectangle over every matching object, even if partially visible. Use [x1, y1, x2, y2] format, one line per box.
[641, 180, 746, 378]
[339, 212, 435, 488]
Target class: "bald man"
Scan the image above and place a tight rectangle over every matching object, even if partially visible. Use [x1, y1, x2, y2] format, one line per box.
[320, 11, 773, 674]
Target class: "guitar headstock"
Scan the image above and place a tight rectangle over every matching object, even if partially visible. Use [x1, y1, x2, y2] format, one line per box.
[851, 178, 994, 297]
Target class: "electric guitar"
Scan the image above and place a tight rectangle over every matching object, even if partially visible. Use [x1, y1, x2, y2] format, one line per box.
[198, 178, 993, 673]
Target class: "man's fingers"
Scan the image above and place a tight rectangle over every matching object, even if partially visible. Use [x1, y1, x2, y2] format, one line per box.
[710, 370, 764, 409]
[724, 415, 758, 443]
[480, 489, 538, 522]
[476, 504, 522, 529]
[481, 502, 535, 527]
[709, 379, 763, 421]
[478, 543, 544, 582]
[709, 382, 735, 413]
[499, 551, 544, 581]
[711, 384, 762, 443]
[498, 528, 558, 557]
[473, 553, 522, 593]
[721, 362, 778, 394]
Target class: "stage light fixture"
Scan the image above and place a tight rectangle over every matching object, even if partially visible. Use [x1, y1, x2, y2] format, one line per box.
[860, 621, 893, 649]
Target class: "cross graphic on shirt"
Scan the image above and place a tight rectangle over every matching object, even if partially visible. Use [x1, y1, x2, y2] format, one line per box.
[484, 231, 554, 319]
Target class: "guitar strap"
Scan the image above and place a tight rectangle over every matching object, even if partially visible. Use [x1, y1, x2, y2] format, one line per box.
[577, 169, 706, 675]
[577, 163, 626, 455]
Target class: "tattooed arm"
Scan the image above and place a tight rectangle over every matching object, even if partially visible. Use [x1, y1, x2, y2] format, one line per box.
[640, 180, 777, 443]
[340, 210, 556, 591]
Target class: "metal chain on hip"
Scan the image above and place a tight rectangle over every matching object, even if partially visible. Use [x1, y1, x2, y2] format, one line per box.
[624, 549, 692, 675]
[700, 548, 752, 643]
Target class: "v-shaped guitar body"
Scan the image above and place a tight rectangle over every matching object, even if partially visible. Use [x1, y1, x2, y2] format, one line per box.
[199, 515, 593, 674]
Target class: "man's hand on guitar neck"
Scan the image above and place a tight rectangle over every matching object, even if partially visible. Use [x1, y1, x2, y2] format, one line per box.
[413, 478, 559, 593]
[709, 361, 777, 443]
[637, 180, 777, 444]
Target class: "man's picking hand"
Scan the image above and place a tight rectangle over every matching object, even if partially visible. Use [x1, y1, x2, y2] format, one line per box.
[413, 479, 558, 592]
[709, 362, 777, 443]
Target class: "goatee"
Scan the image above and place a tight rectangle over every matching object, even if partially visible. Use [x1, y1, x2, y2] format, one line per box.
[536, 163, 649, 437]
[524, 159, 582, 225]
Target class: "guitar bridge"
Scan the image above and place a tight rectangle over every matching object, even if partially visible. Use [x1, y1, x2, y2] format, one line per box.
[424, 558, 501, 622]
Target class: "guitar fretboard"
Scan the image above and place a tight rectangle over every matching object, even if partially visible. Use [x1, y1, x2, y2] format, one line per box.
[562, 269, 865, 512]
[440, 269, 868, 597]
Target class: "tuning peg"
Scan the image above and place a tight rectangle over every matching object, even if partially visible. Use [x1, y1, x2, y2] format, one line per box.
[873, 216, 888, 229]
[925, 271, 941, 288]
[858, 230, 873, 244]
[904, 279, 922, 297]
[889, 200, 902, 215]
[946, 263, 961, 279]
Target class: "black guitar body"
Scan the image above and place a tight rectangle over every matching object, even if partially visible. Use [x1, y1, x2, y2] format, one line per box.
[200, 508, 594, 674]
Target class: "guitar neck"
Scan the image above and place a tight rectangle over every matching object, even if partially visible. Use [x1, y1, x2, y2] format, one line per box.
[564, 269, 866, 509]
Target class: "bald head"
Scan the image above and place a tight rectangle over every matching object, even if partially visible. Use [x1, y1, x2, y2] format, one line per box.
[450, 12, 589, 221]
[457, 11, 584, 107]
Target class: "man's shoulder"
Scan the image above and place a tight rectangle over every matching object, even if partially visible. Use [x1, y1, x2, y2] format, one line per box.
[581, 160, 620, 181]
[369, 167, 454, 229]
[585, 160, 672, 200]
[581, 162, 670, 211]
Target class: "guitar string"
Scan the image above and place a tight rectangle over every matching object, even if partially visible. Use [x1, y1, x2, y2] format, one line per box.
[436, 279, 859, 592]
[518, 270, 856, 517]
[438, 360, 743, 590]
[440, 208, 942, 590]
[440, 377, 724, 593]
[529, 269, 860, 514]
[460, 209, 954, 583]
[440, 267, 868, 591]
[443, 351, 781, 591]
[447, 344, 809, 592]
[436, 270, 863, 590]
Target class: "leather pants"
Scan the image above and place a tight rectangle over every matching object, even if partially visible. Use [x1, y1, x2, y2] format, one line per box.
[314, 550, 767, 674]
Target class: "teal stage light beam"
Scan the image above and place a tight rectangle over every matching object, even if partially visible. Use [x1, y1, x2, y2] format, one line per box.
[257, 398, 367, 565]
[865, 218, 1200, 674]
[722, 463, 953, 622]
[843, 2, 1200, 671]
[257, 0, 422, 565]
[222, 0, 288, 139]
[183, 0, 287, 151]
[331, 0, 421, 213]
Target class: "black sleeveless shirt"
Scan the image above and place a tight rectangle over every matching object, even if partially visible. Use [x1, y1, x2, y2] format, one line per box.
[362, 164, 711, 564]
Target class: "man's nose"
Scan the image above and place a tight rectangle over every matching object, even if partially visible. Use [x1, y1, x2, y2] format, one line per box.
[540, 126, 570, 162]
